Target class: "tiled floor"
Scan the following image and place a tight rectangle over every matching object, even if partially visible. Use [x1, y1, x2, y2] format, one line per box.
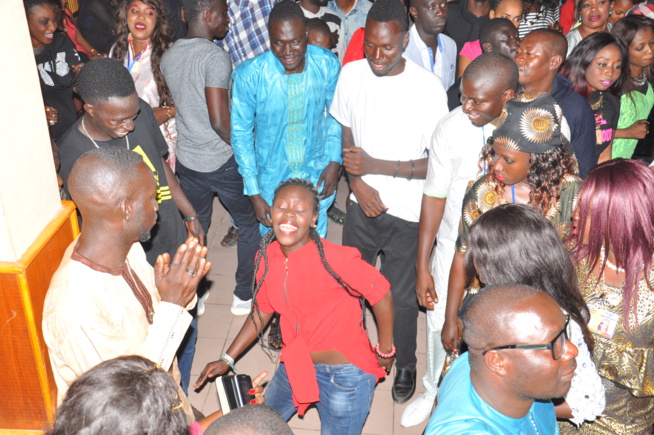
[189, 180, 430, 434]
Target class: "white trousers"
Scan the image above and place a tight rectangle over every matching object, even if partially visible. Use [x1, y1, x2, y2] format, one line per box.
[422, 240, 456, 398]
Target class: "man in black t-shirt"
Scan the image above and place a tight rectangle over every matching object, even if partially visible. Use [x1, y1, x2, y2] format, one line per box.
[58, 59, 204, 393]
[58, 58, 202, 266]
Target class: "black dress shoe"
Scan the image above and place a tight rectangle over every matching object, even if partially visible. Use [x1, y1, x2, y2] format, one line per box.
[392, 366, 416, 404]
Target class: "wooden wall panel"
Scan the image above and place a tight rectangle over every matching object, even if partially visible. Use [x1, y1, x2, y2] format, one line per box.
[0, 274, 47, 430]
[0, 202, 78, 433]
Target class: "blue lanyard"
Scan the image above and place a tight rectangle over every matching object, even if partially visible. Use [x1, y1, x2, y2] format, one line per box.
[127, 46, 145, 72]
[511, 184, 516, 203]
[482, 125, 489, 175]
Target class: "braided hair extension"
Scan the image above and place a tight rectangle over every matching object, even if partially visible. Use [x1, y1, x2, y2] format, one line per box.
[249, 179, 369, 357]
[250, 230, 278, 358]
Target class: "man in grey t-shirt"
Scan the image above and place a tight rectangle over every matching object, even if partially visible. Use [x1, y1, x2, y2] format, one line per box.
[161, 0, 260, 317]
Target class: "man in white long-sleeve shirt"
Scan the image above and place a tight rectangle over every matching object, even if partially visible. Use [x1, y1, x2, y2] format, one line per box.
[43, 147, 210, 421]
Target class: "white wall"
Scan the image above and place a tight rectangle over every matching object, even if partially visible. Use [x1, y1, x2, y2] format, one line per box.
[0, 0, 63, 262]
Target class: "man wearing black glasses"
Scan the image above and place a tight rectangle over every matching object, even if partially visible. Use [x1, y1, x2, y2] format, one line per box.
[424, 284, 578, 434]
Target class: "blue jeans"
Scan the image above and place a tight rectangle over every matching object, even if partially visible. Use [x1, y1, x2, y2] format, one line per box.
[265, 363, 376, 435]
[176, 156, 261, 301]
[177, 315, 197, 395]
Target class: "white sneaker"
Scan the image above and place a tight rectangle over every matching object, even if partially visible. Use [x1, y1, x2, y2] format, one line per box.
[231, 295, 252, 316]
[196, 291, 210, 317]
[400, 393, 436, 428]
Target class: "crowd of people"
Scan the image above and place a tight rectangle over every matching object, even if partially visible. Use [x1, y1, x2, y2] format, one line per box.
[26, 0, 654, 432]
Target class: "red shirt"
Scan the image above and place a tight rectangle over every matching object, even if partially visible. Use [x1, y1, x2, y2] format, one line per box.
[256, 239, 389, 414]
[560, 0, 575, 35]
[342, 27, 365, 66]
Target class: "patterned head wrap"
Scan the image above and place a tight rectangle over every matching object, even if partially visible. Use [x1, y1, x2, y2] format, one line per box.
[490, 93, 568, 154]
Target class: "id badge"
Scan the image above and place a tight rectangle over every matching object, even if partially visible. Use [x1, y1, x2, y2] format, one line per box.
[588, 306, 619, 339]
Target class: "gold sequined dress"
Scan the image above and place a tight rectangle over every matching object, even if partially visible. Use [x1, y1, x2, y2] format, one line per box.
[455, 174, 581, 252]
[560, 259, 654, 434]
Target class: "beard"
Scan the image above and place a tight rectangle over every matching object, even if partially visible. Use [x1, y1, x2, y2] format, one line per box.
[136, 209, 156, 243]
[138, 229, 152, 243]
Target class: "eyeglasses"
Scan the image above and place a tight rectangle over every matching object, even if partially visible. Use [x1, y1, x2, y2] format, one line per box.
[480, 314, 570, 360]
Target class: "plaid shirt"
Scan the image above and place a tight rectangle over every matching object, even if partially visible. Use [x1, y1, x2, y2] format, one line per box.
[216, 0, 275, 67]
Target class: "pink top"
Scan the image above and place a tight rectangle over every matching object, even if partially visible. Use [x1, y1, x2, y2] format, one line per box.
[460, 39, 482, 61]
[256, 239, 389, 415]
[189, 422, 203, 435]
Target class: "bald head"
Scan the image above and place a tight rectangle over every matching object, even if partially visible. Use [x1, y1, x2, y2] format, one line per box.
[479, 18, 515, 46]
[527, 28, 568, 60]
[480, 18, 512, 46]
[68, 147, 145, 217]
[463, 52, 518, 93]
[461, 284, 559, 350]
[460, 284, 578, 413]
[516, 29, 568, 94]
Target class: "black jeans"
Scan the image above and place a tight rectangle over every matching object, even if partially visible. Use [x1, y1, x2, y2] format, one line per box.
[342, 202, 419, 369]
[176, 156, 261, 300]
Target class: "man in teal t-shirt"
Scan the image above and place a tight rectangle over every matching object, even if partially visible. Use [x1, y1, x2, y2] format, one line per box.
[426, 284, 578, 434]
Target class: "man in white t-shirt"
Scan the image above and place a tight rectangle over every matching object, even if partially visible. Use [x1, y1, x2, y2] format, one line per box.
[401, 53, 519, 427]
[330, 0, 448, 404]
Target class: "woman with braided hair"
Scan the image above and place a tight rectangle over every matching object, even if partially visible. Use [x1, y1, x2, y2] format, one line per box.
[25, 0, 83, 140]
[196, 179, 394, 435]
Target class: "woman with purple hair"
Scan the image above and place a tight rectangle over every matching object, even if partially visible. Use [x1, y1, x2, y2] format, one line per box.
[561, 158, 654, 433]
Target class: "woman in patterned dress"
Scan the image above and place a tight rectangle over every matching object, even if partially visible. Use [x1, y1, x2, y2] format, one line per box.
[561, 158, 654, 434]
[441, 92, 581, 354]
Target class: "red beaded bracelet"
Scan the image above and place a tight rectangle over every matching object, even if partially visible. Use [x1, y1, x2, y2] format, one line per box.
[375, 343, 396, 359]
